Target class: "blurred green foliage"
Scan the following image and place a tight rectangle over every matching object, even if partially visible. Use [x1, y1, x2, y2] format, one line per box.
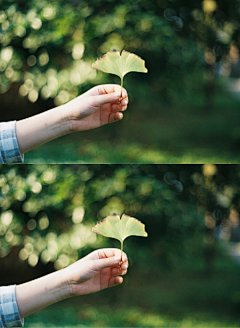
[23, 85, 240, 164]
[0, 0, 237, 106]
[24, 262, 240, 327]
[2, 0, 240, 162]
[2, 164, 240, 326]
[1, 163, 240, 273]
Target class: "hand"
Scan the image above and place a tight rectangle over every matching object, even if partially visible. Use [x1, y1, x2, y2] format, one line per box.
[16, 84, 128, 155]
[16, 248, 128, 319]
[62, 84, 128, 132]
[62, 248, 128, 296]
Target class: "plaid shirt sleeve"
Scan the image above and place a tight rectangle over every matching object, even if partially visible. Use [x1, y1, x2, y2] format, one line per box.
[0, 121, 24, 164]
[0, 285, 24, 327]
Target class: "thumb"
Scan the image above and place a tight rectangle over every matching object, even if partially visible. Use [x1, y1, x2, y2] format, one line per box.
[92, 91, 121, 107]
[92, 255, 121, 272]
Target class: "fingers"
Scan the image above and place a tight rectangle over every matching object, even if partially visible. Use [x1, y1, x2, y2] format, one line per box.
[108, 256, 128, 287]
[107, 98, 127, 123]
[88, 248, 129, 276]
[108, 112, 123, 123]
[90, 250, 128, 273]
[108, 256, 128, 288]
[89, 85, 128, 108]
[111, 262, 128, 277]
[96, 92, 128, 108]
[108, 276, 123, 288]
[111, 99, 128, 113]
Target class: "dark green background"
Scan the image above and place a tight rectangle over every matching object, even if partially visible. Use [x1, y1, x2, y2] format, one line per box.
[1, 164, 240, 326]
[1, 0, 240, 162]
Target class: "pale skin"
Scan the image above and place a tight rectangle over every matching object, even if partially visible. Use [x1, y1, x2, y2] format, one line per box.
[15, 248, 128, 319]
[15, 85, 128, 155]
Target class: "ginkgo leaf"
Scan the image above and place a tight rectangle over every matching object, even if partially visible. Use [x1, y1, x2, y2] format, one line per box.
[92, 49, 148, 78]
[92, 213, 148, 268]
[92, 213, 148, 242]
[92, 50, 148, 102]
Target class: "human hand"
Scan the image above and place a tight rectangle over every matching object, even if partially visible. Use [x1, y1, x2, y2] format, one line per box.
[61, 84, 128, 132]
[15, 84, 128, 156]
[61, 248, 128, 297]
[15, 248, 128, 319]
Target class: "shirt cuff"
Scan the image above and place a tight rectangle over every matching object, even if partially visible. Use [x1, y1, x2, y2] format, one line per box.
[0, 121, 24, 164]
[0, 285, 24, 327]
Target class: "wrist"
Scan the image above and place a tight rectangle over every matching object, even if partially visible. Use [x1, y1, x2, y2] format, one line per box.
[59, 267, 76, 298]
[59, 98, 86, 133]
[45, 105, 73, 137]
[56, 104, 75, 134]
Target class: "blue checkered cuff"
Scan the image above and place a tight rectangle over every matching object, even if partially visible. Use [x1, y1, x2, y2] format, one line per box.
[0, 285, 23, 327]
[0, 121, 24, 164]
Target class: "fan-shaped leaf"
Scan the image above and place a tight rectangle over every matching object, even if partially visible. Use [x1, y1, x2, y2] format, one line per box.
[92, 213, 148, 243]
[92, 50, 148, 79]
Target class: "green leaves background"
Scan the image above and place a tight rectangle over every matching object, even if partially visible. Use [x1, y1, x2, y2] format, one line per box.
[0, 164, 237, 278]
[0, 0, 232, 108]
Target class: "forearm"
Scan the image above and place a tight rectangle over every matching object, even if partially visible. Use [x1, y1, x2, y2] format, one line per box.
[15, 270, 71, 319]
[15, 106, 71, 154]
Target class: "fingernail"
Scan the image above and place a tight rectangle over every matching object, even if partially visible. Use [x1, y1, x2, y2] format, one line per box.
[122, 263, 127, 270]
[122, 99, 127, 105]
[117, 277, 123, 284]
[116, 113, 123, 120]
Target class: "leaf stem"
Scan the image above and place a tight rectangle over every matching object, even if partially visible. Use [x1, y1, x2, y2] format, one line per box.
[119, 240, 123, 271]
[119, 76, 123, 106]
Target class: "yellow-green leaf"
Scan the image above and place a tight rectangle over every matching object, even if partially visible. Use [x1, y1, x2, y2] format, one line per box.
[92, 49, 148, 79]
[92, 213, 148, 243]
